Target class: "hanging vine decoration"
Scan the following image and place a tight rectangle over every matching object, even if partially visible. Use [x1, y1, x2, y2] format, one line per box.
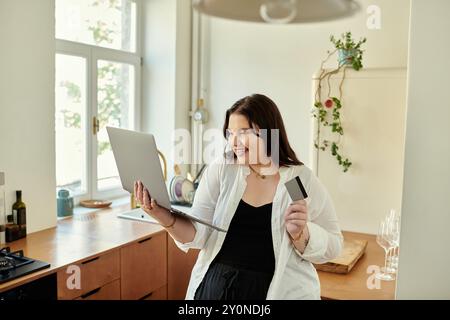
[313, 32, 367, 173]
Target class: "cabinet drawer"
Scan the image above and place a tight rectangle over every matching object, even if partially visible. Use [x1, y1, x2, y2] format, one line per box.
[121, 232, 167, 300]
[168, 236, 199, 300]
[75, 280, 121, 300]
[57, 250, 120, 300]
[141, 285, 167, 300]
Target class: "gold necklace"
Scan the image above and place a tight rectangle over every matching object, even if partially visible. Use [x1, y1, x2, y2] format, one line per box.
[249, 165, 266, 179]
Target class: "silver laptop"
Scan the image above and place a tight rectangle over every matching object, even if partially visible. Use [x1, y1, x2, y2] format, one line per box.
[106, 126, 227, 232]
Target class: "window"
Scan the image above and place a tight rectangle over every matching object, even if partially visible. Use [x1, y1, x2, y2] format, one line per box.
[56, 0, 137, 52]
[96, 60, 135, 191]
[55, 54, 88, 196]
[55, 0, 141, 203]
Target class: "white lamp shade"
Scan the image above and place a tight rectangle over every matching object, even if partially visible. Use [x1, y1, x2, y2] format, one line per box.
[192, 0, 360, 24]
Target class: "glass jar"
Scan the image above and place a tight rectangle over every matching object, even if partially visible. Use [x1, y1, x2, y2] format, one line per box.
[57, 189, 74, 217]
[0, 172, 6, 244]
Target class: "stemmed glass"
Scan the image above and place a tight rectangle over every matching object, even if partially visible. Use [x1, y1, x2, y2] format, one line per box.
[376, 218, 396, 281]
[385, 210, 401, 273]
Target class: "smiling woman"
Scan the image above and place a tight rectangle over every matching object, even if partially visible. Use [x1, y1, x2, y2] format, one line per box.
[135, 93, 343, 300]
[222, 94, 303, 170]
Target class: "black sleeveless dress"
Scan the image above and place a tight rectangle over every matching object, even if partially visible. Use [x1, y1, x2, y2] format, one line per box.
[194, 199, 275, 300]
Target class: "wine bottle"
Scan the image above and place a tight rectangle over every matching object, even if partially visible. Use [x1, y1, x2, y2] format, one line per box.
[12, 190, 26, 239]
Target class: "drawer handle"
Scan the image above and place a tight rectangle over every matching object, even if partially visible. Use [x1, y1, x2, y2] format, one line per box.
[138, 237, 153, 244]
[140, 291, 154, 300]
[82, 257, 100, 265]
[80, 287, 101, 299]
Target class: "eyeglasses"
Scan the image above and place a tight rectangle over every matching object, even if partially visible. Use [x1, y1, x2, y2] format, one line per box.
[225, 128, 259, 140]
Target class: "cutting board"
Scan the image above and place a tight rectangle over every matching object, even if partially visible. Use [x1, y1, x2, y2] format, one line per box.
[313, 238, 368, 274]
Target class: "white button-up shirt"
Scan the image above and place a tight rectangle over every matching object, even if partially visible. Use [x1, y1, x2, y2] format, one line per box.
[174, 156, 343, 300]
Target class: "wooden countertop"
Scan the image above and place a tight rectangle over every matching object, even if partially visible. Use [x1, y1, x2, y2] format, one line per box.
[1, 204, 396, 300]
[318, 231, 396, 300]
[0, 203, 165, 293]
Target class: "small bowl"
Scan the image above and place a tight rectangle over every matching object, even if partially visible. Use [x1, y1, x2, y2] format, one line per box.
[80, 200, 112, 209]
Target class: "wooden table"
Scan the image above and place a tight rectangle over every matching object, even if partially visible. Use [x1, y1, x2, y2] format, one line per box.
[317, 231, 396, 300]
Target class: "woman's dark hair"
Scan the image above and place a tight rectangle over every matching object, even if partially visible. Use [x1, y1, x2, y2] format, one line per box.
[223, 94, 303, 167]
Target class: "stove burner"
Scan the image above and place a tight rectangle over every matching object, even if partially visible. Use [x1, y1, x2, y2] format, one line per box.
[0, 257, 12, 267]
[0, 247, 24, 257]
[0, 255, 14, 275]
[0, 247, 30, 275]
[0, 258, 9, 267]
[0, 246, 50, 284]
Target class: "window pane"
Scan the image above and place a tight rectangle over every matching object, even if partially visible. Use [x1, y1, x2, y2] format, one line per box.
[55, 54, 87, 196]
[97, 60, 135, 191]
[56, 0, 137, 52]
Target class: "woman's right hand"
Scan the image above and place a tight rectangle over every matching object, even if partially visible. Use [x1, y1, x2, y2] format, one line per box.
[134, 181, 171, 224]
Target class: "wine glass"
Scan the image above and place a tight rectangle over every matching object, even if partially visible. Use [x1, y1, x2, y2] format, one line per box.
[376, 219, 396, 281]
[385, 210, 401, 273]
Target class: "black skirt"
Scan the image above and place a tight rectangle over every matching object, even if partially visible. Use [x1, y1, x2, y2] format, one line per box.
[194, 262, 274, 300]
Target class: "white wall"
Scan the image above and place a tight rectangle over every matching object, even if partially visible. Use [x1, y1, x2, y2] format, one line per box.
[141, 0, 192, 180]
[201, 0, 410, 169]
[396, 0, 450, 299]
[0, 0, 56, 235]
[313, 68, 407, 235]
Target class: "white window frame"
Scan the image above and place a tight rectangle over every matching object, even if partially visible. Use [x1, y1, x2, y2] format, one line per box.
[55, 0, 142, 205]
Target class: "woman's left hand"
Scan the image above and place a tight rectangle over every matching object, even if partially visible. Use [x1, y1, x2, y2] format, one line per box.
[284, 199, 308, 240]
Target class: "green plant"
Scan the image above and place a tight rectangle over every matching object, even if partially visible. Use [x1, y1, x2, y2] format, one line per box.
[312, 32, 367, 172]
[330, 32, 366, 71]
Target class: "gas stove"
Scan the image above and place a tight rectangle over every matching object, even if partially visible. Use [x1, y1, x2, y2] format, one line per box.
[0, 247, 50, 284]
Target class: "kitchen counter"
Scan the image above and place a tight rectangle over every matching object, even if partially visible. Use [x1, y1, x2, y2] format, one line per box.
[317, 231, 397, 300]
[1, 205, 396, 300]
[0, 203, 165, 293]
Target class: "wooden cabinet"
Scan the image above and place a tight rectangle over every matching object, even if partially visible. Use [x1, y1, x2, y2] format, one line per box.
[55, 229, 199, 300]
[167, 236, 199, 300]
[75, 280, 121, 300]
[142, 285, 167, 300]
[120, 231, 167, 300]
[1, 204, 204, 300]
[57, 250, 120, 300]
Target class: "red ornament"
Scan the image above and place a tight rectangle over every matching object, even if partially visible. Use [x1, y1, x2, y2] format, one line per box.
[325, 99, 334, 109]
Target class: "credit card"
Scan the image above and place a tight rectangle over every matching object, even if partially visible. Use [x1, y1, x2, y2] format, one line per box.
[285, 176, 308, 201]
